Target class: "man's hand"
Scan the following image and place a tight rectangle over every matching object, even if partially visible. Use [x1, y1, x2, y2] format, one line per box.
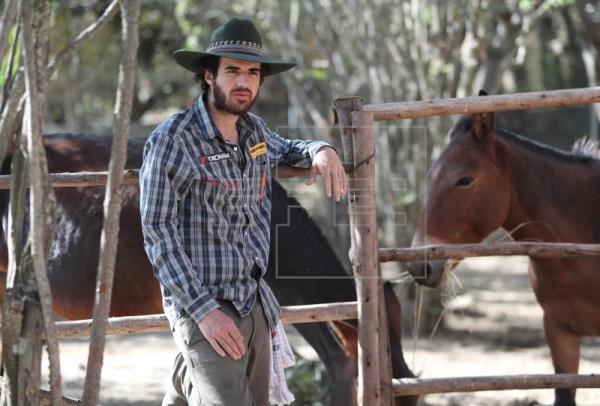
[306, 147, 348, 201]
[198, 309, 246, 360]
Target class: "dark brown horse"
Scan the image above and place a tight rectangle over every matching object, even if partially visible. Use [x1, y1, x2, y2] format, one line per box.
[407, 110, 600, 406]
[0, 134, 417, 406]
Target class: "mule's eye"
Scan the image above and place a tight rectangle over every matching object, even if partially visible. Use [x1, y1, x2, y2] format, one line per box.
[456, 176, 474, 187]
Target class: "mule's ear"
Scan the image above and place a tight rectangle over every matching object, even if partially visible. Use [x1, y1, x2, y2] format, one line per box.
[472, 112, 494, 139]
[478, 89, 488, 96]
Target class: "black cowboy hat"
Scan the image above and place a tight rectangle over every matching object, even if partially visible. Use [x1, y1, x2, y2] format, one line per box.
[173, 17, 296, 76]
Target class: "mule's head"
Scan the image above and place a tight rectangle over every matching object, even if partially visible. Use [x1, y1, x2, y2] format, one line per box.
[407, 109, 512, 286]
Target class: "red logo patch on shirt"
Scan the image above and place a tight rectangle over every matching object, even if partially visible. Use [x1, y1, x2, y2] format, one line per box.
[206, 179, 239, 189]
[199, 152, 231, 165]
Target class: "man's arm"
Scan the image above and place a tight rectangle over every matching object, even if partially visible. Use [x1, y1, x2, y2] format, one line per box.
[139, 128, 220, 324]
[257, 117, 347, 200]
[139, 128, 245, 359]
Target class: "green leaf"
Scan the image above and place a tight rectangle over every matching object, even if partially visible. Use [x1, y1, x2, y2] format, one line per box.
[303, 68, 328, 81]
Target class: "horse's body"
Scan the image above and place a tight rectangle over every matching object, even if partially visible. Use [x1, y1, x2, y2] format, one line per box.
[408, 110, 600, 406]
[0, 134, 416, 406]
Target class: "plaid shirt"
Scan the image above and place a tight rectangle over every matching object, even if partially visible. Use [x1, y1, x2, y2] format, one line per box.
[139, 95, 332, 330]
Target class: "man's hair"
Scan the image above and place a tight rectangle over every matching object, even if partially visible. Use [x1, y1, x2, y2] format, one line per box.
[194, 56, 269, 91]
[194, 56, 220, 91]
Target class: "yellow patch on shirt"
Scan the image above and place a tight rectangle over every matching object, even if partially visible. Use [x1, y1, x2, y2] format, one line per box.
[249, 141, 267, 159]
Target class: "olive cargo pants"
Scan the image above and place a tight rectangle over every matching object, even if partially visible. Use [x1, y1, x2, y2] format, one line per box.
[162, 299, 271, 406]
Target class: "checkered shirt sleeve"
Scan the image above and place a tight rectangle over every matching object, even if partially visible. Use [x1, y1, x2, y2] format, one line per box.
[139, 123, 220, 324]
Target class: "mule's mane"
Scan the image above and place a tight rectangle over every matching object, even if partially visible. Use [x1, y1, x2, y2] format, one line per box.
[571, 137, 600, 159]
[495, 127, 597, 164]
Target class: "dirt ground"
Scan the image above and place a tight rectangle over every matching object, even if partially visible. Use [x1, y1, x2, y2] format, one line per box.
[43, 256, 600, 405]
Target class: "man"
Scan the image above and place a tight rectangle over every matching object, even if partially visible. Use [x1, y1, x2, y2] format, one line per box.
[139, 17, 347, 406]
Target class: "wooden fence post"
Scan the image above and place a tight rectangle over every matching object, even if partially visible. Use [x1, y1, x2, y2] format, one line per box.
[19, 0, 62, 404]
[333, 97, 384, 405]
[81, 1, 140, 405]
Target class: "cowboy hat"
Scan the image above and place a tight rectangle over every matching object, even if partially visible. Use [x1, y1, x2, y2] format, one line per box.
[173, 17, 296, 76]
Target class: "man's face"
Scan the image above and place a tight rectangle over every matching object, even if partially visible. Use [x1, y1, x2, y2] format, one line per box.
[205, 57, 261, 115]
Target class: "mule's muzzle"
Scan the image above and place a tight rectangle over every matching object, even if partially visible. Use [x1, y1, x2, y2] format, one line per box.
[405, 260, 445, 287]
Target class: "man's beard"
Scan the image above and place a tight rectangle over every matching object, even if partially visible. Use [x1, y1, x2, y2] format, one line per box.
[212, 82, 258, 115]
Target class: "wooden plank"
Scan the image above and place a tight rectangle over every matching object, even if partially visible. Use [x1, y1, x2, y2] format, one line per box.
[363, 87, 600, 121]
[393, 374, 600, 396]
[54, 302, 359, 338]
[379, 242, 600, 262]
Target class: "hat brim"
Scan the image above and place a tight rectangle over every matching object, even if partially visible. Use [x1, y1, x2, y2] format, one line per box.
[173, 50, 296, 76]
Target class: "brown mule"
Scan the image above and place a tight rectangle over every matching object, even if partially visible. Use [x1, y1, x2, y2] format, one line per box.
[407, 107, 600, 406]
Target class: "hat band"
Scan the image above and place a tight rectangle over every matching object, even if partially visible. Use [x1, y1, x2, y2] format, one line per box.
[207, 40, 267, 57]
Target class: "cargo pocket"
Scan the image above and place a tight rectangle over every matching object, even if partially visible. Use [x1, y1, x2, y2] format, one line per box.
[177, 315, 205, 348]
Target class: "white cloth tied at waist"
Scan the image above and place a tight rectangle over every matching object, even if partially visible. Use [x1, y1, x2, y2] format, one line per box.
[269, 320, 296, 405]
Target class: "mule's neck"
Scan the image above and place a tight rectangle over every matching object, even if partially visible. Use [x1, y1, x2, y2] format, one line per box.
[495, 134, 600, 243]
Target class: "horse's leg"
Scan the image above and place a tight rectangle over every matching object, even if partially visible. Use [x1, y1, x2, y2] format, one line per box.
[544, 313, 581, 406]
[293, 322, 357, 406]
[0, 270, 4, 367]
[327, 284, 418, 406]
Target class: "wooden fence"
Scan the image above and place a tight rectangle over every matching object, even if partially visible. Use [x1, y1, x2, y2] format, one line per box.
[332, 86, 600, 405]
[2, 1, 599, 402]
[4, 86, 600, 406]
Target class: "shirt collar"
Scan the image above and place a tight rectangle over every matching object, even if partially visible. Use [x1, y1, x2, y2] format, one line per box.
[193, 93, 255, 141]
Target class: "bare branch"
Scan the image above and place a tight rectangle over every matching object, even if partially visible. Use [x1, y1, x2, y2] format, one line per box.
[0, 0, 18, 66]
[0, 0, 119, 169]
[19, 0, 62, 404]
[1, 20, 19, 112]
[1, 134, 26, 405]
[81, 1, 140, 405]
[48, 0, 119, 77]
[0, 75, 25, 165]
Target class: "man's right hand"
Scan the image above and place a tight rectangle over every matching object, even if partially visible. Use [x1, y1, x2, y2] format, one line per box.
[198, 309, 246, 360]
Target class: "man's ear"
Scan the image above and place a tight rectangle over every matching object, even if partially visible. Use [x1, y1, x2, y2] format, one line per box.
[204, 70, 214, 86]
[472, 112, 494, 139]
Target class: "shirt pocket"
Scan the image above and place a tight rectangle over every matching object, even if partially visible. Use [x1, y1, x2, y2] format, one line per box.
[192, 159, 241, 206]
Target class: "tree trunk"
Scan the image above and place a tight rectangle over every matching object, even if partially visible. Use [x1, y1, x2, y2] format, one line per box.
[81, 1, 140, 404]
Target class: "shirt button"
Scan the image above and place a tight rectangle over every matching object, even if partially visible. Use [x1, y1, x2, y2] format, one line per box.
[233, 146, 238, 151]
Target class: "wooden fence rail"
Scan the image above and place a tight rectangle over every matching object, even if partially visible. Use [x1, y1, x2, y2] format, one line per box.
[392, 374, 600, 396]
[55, 301, 358, 338]
[363, 86, 600, 121]
[0, 166, 310, 190]
[379, 242, 600, 262]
